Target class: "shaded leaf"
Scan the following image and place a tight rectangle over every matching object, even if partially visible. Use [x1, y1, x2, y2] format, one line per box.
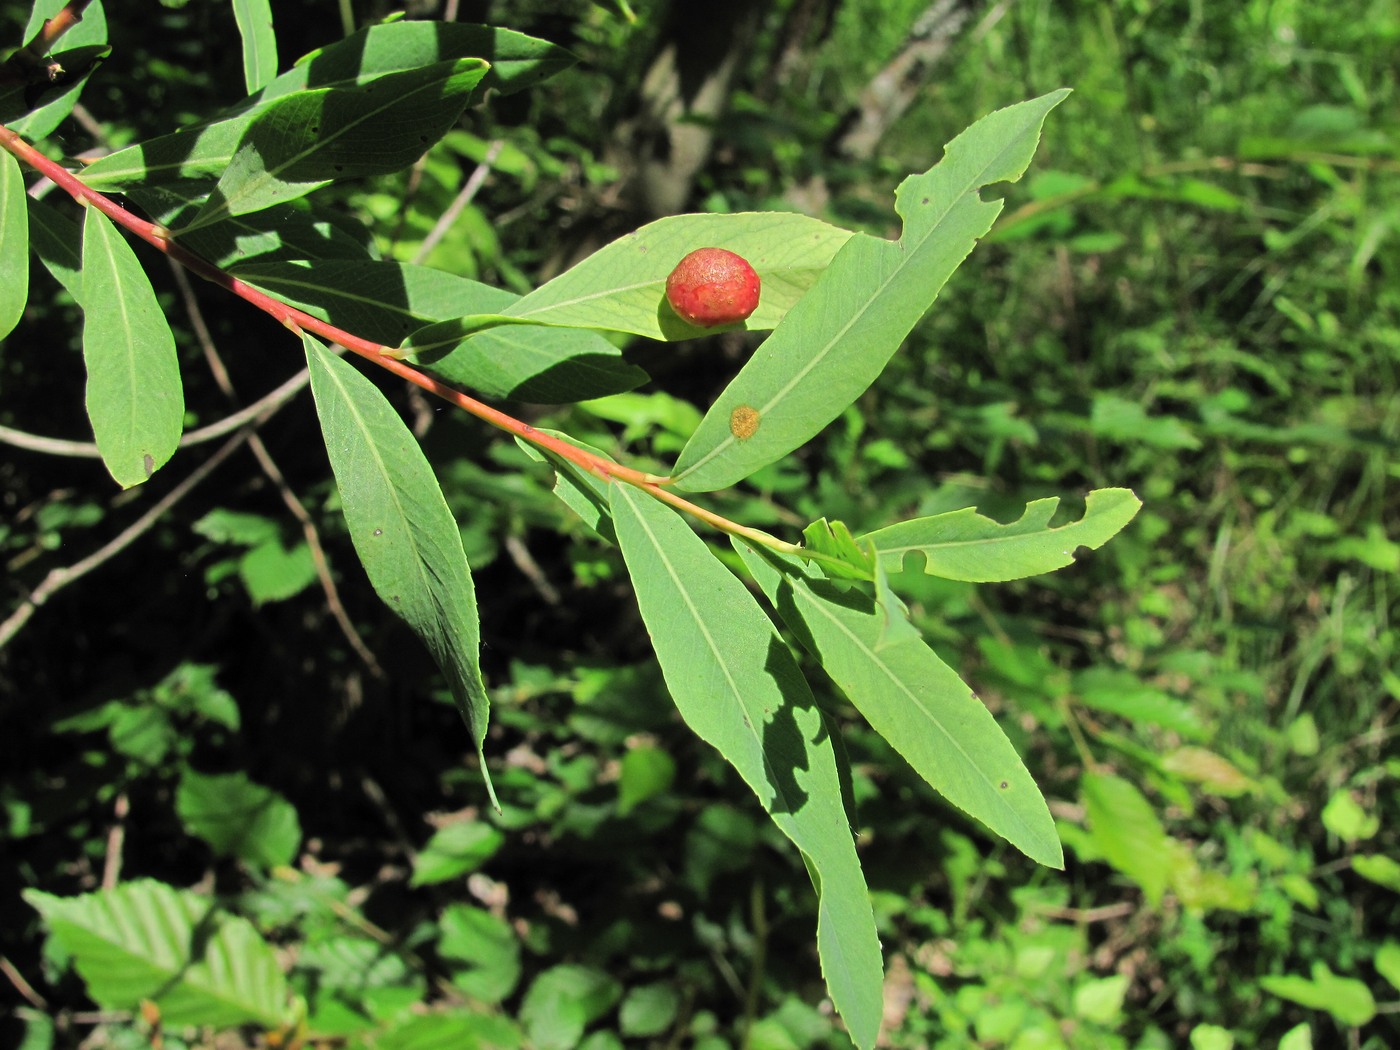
[23, 879, 297, 1028]
[0, 149, 27, 340]
[304, 335, 494, 802]
[862, 488, 1142, 582]
[26, 197, 84, 297]
[735, 542, 1062, 867]
[521, 966, 622, 1050]
[233, 0, 278, 93]
[7, 0, 108, 139]
[516, 429, 617, 542]
[611, 486, 883, 1049]
[80, 21, 573, 189]
[186, 59, 487, 229]
[130, 180, 377, 268]
[81, 206, 183, 488]
[176, 770, 301, 869]
[671, 91, 1070, 491]
[239, 260, 644, 401]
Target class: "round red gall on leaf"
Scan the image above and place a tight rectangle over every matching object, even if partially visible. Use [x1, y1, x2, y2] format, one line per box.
[665, 247, 761, 328]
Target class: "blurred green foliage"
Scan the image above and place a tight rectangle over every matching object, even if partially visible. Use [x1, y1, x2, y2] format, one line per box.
[2, 0, 1398, 1047]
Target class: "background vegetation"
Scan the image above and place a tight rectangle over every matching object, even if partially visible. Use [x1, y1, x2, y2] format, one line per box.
[2, 0, 1397, 1047]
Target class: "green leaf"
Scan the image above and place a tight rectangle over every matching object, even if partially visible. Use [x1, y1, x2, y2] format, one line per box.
[670, 91, 1070, 491]
[81, 205, 183, 488]
[238, 538, 318, 605]
[411, 821, 505, 887]
[619, 982, 681, 1037]
[303, 335, 494, 802]
[238, 260, 644, 401]
[7, 0, 108, 139]
[439, 904, 520, 1003]
[81, 22, 570, 190]
[0, 149, 28, 340]
[520, 966, 622, 1050]
[801, 518, 874, 580]
[610, 486, 883, 1049]
[861, 488, 1142, 582]
[617, 745, 677, 815]
[734, 543, 1062, 868]
[185, 59, 487, 230]
[176, 770, 301, 868]
[1352, 853, 1400, 892]
[232, 0, 278, 93]
[1260, 963, 1377, 1027]
[27, 197, 84, 298]
[130, 181, 377, 269]
[1376, 941, 1400, 993]
[23, 879, 297, 1028]
[479, 212, 853, 339]
[1081, 772, 1172, 906]
[516, 429, 618, 541]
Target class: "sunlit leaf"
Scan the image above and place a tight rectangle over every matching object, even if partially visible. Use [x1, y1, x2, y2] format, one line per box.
[80, 21, 574, 189]
[671, 90, 1070, 491]
[862, 488, 1141, 582]
[611, 486, 883, 1048]
[232, 0, 278, 93]
[7, 0, 108, 139]
[239, 260, 644, 401]
[304, 335, 495, 803]
[735, 542, 1062, 868]
[23, 880, 297, 1028]
[0, 149, 28, 340]
[474, 212, 854, 339]
[185, 59, 487, 229]
[80, 206, 183, 488]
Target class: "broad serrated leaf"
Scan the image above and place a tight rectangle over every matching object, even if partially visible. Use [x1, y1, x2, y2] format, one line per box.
[0, 149, 27, 340]
[81, 206, 183, 488]
[7, 0, 108, 138]
[27, 197, 84, 297]
[671, 91, 1070, 491]
[185, 59, 487, 230]
[478, 212, 854, 340]
[176, 770, 301, 869]
[303, 335, 495, 803]
[233, 0, 278, 93]
[861, 488, 1141, 582]
[735, 542, 1062, 868]
[610, 485, 882, 1049]
[240, 260, 644, 401]
[23, 879, 297, 1028]
[80, 22, 572, 190]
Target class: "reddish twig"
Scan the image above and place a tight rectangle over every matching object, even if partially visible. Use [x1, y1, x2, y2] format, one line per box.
[0, 121, 826, 568]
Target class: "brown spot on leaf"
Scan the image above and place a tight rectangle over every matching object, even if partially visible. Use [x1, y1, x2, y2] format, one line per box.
[729, 404, 760, 441]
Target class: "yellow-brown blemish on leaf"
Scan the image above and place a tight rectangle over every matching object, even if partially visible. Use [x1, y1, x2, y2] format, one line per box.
[729, 404, 761, 440]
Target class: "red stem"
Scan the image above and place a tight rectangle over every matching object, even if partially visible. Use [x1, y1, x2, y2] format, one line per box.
[0, 122, 801, 556]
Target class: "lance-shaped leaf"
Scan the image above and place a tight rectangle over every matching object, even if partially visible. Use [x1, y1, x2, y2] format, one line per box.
[183, 59, 488, 230]
[304, 335, 495, 803]
[0, 150, 27, 340]
[129, 180, 377, 269]
[239, 259, 644, 402]
[23, 879, 298, 1028]
[6, 0, 109, 139]
[516, 429, 618, 543]
[670, 91, 1070, 492]
[734, 542, 1062, 868]
[233, 0, 278, 94]
[81, 22, 571, 190]
[610, 485, 883, 1049]
[29, 198, 89, 298]
[81, 206, 183, 488]
[450, 213, 853, 340]
[861, 488, 1141, 582]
